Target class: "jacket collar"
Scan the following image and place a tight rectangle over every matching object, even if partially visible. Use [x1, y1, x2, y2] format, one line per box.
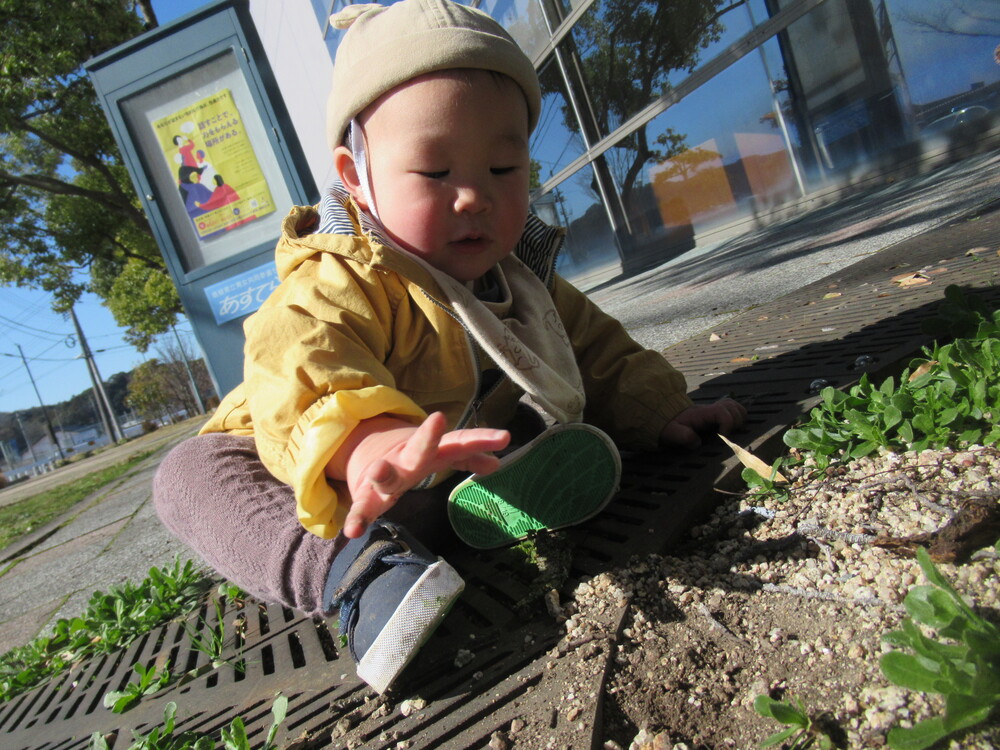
[315, 181, 566, 286]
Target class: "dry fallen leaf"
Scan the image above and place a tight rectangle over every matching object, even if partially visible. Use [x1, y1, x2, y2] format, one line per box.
[965, 247, 989, 256]
[718, 434, 788, 483]
[908, 360, 938, 381]
[892, 271, 932, 288]
[822, 292, 842, 299]
[709, 332, 723, 341]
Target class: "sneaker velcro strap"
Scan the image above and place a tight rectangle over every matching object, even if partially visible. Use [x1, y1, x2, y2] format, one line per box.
[327, 538, 402, 610]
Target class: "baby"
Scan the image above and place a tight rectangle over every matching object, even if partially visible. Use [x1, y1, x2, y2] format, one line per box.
[154, 0, 745, 694]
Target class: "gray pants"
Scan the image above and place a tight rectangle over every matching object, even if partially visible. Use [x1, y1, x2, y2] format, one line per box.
[153, 433, 459, 617]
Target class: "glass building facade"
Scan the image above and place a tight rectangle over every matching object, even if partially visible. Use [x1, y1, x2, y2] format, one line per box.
[313, 0, 1000, 289]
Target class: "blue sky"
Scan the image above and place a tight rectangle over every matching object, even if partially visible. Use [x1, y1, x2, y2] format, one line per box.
[0, 0, 211, 416]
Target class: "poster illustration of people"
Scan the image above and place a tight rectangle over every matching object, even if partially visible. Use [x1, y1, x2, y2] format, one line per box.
[153, 89, 275, 240]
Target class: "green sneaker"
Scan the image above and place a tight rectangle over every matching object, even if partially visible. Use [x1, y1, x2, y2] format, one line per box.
[447, 423, 622, 549]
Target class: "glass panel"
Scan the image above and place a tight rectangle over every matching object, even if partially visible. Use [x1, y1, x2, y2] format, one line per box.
[547, 0, 594, 19]
[880, 0, 1000, 139]
[480, 0, 551, 61]
[608, 41, 804, 267]
[531, 56, 587, 185]
[121, 50, 293, 272]
[560, 0, 755, 139]
[775, 0, 907, 174]
[532, 161, 622, 288]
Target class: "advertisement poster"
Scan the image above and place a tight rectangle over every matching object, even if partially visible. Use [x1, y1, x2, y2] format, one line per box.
[153, 89, 275, 240]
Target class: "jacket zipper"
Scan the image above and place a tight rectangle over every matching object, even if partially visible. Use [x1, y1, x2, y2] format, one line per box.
[413, 289, 507, 488]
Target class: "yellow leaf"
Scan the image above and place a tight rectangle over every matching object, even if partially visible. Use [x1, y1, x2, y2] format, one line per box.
[908, 360, 938, 381]
[718, 434, 787, 483]
[822, 292, 842, 299]
[892, 271, 931, 287]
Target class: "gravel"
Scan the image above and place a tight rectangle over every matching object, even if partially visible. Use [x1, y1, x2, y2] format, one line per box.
[555, 445, 1000, 748]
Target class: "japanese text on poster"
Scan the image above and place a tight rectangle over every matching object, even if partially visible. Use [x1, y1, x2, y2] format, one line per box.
[153, 89, 275, 240]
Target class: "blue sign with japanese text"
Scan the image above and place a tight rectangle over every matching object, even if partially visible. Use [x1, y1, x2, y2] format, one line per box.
[204, 261, 280, 324]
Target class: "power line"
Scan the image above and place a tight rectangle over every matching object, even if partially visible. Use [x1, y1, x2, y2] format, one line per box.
[0, 312, 72, 340]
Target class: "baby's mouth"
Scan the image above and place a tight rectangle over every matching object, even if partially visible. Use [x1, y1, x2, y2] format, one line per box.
[450, 234, 489, 253]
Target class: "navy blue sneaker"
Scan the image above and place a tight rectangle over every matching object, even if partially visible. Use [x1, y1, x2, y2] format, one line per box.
[323, 520, 464, 693]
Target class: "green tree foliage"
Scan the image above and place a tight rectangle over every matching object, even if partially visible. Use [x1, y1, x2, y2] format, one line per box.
[125, 360, 170, 421]
[0, 0, 180, 350]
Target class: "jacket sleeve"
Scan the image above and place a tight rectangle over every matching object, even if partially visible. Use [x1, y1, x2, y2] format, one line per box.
[242, 253, 426, 538]
[551, 274, 693, 450]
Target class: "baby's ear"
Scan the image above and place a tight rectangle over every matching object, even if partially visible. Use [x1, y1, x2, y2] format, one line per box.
[333, 145, 369, 210]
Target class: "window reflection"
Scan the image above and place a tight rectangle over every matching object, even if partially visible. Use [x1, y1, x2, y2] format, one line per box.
[558, 0, 755, 139]
[479, 0, 551, 61]
[613, 45, 802, 267]
[532, 162, 622, 288]
[879, 0, 1000, 137]
[532, 57, 587, 185]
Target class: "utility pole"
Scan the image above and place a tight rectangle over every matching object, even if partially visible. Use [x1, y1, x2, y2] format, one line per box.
[171, 325, 206, 415]
[14, 412, 37, 466]
[70, 307, 125, 443]
[16, 344, 65, 461]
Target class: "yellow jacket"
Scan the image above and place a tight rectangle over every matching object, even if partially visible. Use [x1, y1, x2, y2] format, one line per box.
[202, 201, 693, 538]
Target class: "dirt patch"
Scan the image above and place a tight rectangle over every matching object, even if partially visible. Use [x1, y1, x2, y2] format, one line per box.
[504, 446, 1000, 749]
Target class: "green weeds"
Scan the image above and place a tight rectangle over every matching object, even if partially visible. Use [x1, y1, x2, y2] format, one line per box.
[104, 661, 173, 714]
[879, 548, 1000, 749]
[748, 286, 1000, 747]
[88, 696, 287, 750]
[0, 556, 209, 703]
[754, 695, 837, 749]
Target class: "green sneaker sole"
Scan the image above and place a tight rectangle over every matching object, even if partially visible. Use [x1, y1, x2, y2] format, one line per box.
[447, 423, 621, 549]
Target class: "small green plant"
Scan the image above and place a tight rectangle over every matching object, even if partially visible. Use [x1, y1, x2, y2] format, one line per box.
[217, 581, 248, 605]
[185, 597, 232, 669]
[103, 660, 173, 714]
[754, 694, 836, 749]
[0, 556, 209, 703]
[741, 457, 792, 502]
[89, 701, 212, 750]
[879, 547, 1000, 749]
[221, 695, 288, 750]
[782, 333, 1000, 477]
[88, 696, 287, 750]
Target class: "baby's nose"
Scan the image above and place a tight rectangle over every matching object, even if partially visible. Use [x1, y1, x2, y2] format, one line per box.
[454, 183, 490, 213]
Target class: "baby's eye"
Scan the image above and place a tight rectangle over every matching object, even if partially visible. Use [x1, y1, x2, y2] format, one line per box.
[490, 166, 517, 175]
[419, 170, 449, 179]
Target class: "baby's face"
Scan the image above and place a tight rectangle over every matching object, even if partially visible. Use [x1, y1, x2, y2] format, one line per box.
[358, 70, 530, 282]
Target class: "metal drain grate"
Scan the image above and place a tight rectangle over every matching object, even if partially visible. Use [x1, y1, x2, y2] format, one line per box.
[4, 208, 999, 749]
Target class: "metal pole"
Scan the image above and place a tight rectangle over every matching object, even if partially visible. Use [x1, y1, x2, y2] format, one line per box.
[16, 344, 65, 461]
[171, 325, 206, 415]
[14, 412, 38, 466]
[70, 307, 125, 443]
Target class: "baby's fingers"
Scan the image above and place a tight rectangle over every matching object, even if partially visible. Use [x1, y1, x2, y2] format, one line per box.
[395, 412, 448, 474]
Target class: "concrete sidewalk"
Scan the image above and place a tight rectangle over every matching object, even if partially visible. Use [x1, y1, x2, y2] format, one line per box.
[0, 421, 207, 654]
[0, 150, 998, 663]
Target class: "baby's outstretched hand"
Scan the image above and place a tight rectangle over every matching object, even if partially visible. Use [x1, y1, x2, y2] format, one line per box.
[659, 398, 746, 450]
[335, 412, 510, 538]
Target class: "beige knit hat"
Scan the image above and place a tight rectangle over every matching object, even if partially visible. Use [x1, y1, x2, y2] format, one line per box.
[326, 0, 541, 151]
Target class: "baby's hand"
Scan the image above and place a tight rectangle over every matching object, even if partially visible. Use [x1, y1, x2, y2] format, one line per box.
[659, 398, 746, 450]
[341, 412, 510, 538]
